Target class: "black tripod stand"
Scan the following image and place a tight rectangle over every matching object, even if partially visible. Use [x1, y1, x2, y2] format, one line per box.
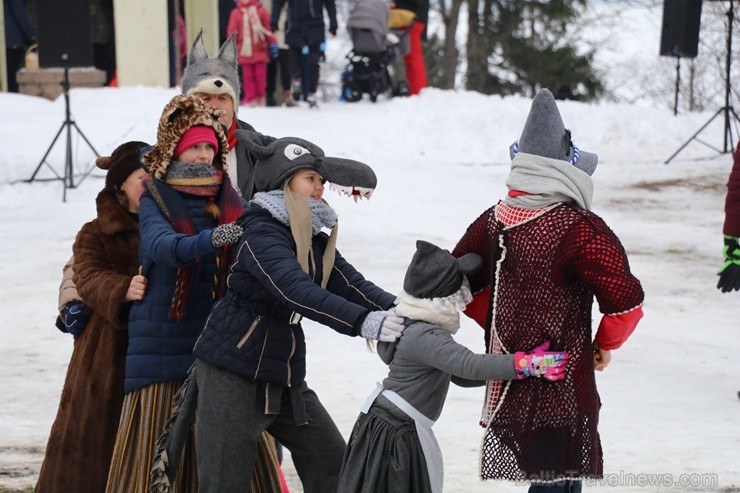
[26, 66, 100, 201]
[665, 0, 740, 164]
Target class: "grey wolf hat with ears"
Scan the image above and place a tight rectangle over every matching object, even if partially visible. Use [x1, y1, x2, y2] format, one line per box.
[181, 30, 240, 115]
[509, 89, 598, 176]
[235, 130, 377, 199]
[404, 240, 482, 299]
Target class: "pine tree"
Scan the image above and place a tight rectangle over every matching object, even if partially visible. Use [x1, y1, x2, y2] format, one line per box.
[459, 0, 603, 100]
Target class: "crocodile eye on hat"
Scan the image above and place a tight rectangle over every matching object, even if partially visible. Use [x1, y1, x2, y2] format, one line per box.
[508, 89, 598, 176]
[403, 240, 482, 299]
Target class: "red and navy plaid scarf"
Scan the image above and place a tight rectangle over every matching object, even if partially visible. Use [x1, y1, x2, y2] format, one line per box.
[145, 165, 242, 319]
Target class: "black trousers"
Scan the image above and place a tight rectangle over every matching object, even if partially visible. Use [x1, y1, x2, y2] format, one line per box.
[288, 45, 321, 95]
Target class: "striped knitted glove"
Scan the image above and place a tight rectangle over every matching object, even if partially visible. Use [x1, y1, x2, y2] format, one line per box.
[717, 236, 740, 293]
[514, 341, 569, 382]
[210, 222, 244, 248]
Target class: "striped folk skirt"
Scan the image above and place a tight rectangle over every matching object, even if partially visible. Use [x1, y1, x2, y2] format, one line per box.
[105, 381, 283, 493]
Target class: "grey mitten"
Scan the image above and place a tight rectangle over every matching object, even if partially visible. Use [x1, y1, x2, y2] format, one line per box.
[360, 311, 405, 342]
[210, 222, 244, 248]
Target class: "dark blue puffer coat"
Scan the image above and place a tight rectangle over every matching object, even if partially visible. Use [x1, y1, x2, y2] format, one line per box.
[193, 204, 396, 387]
[125, 192, 221, 393]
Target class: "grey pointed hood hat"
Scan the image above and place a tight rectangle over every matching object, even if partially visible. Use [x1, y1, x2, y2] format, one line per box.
[508, 89, 598, 176]
[403, 240, 482, 299]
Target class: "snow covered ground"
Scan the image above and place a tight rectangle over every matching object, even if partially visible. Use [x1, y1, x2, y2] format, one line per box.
[0, 83, 739, 492]
[4, 1, 740, 490]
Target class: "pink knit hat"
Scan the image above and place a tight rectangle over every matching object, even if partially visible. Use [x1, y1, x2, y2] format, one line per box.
[174, 126, 219, 160]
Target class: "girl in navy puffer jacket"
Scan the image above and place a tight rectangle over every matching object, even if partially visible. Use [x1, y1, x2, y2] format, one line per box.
[105, 95, 283, 493]
[190, 134, 403, 493]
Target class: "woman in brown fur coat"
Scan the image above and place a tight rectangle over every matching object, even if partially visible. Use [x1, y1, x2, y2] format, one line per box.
[35, 141, 150, 493]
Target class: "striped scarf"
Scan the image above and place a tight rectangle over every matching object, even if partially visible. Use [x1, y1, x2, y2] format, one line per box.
[239, 4, 270, 58]
[145, 163, 243, 319]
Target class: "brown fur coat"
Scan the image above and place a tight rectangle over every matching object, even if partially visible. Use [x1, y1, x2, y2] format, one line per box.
[35, 190, 140, 493]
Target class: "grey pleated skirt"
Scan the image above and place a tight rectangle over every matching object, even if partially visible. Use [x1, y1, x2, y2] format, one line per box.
[338, 394, 432, 493]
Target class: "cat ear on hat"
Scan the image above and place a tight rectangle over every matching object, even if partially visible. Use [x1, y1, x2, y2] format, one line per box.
[456, 252, 482, 276]
[219, 33, 238, 66]
[187, 29, 209, 65]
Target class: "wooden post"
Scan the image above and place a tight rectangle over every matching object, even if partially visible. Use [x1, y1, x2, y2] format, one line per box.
[184, 0, 219, 55]
[0, 0, 8, 92]
[112, 0, 169, 87]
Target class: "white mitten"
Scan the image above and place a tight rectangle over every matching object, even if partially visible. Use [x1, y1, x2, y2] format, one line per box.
[360, 311, 405, 342]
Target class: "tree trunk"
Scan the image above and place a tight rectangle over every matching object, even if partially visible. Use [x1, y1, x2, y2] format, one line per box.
[466, 0, 486, 91]
[438, 0, 464, 89]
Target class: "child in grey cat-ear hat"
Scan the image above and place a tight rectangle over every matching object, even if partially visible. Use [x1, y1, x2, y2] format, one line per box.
[337, 239, 569, 493]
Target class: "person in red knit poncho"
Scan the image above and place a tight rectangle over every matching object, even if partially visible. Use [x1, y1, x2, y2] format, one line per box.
[716, 141, 740, 400]
[452, 89, 644, 493]
[717, 141, 740, 293]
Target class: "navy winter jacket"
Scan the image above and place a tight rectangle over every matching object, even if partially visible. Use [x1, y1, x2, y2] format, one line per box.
[271, 0, 337, 48]
[125, 192, 222, 393]
[194, 204, 396, 387]
[4, 0, 33, 48]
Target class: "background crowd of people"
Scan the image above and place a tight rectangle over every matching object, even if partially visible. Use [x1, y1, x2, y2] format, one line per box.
[4, 0, 429, 106]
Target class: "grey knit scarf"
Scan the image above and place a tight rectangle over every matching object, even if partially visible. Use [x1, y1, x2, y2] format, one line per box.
[251, 190, 338, 235]
[504, 153, 594, 210]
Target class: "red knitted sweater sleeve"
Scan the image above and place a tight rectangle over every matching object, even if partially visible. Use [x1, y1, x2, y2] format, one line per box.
[463, 285, 490, 329]
[452, 207, 496, 295]
[594, 306, 643, 350]
[453, 207, 497, 329]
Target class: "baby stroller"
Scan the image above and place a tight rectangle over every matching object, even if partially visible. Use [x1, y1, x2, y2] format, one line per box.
[341, 0, 412, 103]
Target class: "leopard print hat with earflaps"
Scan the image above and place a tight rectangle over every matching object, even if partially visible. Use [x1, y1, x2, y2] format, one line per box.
[143, 94, 230, 179]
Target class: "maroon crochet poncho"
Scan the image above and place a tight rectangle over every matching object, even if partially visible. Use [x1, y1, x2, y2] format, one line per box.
[453, 202, 644, 483]
[723, 143, 740, 236]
